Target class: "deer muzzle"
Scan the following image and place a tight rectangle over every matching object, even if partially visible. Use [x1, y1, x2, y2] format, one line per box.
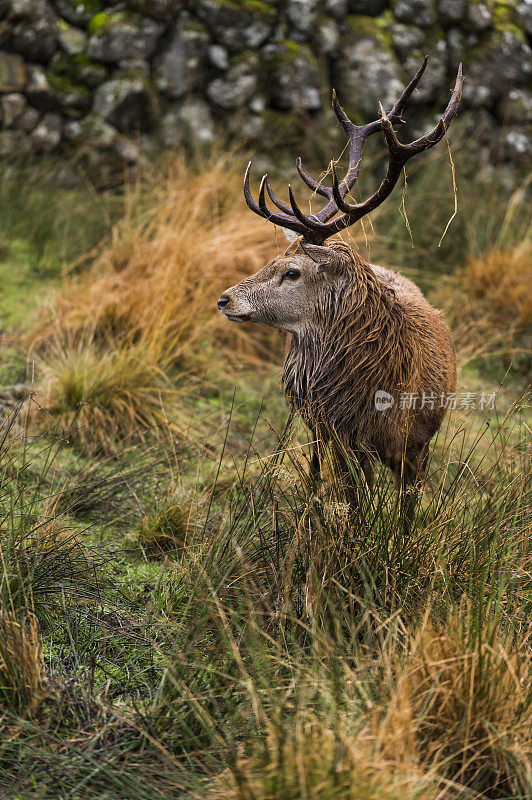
[217, 288, 253, 323]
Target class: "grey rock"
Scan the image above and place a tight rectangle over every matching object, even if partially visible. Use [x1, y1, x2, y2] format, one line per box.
[16, 105, 39, 132]
[88, 14, 164, 63]
[93, 77, 158, 132]
[63, 118, 82, 140]
[464, 31, 532, 108]
[160, 107, 184, 146]
[0, 92, 26, 127]
[113, 135, 140, 163]
[196, 0, 276, 53]
[207, 58, 258, 110]
[0, 51, 26, 91]
[0, 130, 30, 156]
[30, 111, 62, 151]
[155, 19, 209, 98]
[465, 2, 492, 31]
[333, 37, 404, 117]
[25, 64, 55, 109]
[286, 0, 319, 40]
[267, 43, 322, 112]
[208, 44, 229, 70]
[117, 58, 150, 76]
[78, 116, 119, 148]
[324, 0, 348, 19]
[516, 0, 532, 37]
[349, 0, 388, 14]
[128, 0, 184, 19]
[390, 23, 425, 59]
[316, 18, 340, 54]
[48, 51, 108, 88]
[437, 0, 467, 26]
[498, 88, 532, 124]
[249, 94, 266, 113]
[0, 384, 32, 427]
[9, 0, 58, 63]
[26, 63, 90, 112]
[228, 110, 264, 140]
[78, 59, 108, 88]
[7, 0, 38, 16]
[57, 21, 86, 55]
[162, 99, 216, 145]
[393, 0, 436, 28]
[53, 0, 93, 26]
[446, 27, 464, 67]
[503, 127, 532, 160]
[71, 114, 140, 162]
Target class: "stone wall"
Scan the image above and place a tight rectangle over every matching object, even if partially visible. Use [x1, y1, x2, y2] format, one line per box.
[0, 0, 530, 165]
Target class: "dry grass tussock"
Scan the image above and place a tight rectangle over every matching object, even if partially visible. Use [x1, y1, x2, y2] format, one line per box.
[386, 608, 532, 796]
[204, 606, 531, 800]
[29, 152, 287, 448]
[207, 722, 437, 800]
[462, 241, 532, 334]
[0, 612, 45, 717]
[438, 239, 532, 366]
[436, 175, 532, 363]
[32, 332, 181, 450]
[35, 151, 281, 369]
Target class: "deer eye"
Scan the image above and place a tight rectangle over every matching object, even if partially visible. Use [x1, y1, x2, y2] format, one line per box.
[282, 269, 301, 282]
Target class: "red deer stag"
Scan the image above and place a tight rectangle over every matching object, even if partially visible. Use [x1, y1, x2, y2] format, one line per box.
[217, 57, 463, 530]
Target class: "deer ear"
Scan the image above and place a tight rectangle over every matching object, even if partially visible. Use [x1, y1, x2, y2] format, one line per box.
[300, 242, 344, 272]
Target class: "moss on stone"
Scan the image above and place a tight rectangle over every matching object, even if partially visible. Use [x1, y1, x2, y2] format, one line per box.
[88, 10, 144, 36]
[81, 0, 104, 13]
[87, 12, 111, 35]
[492, 0, 519, 27]
[205, 0, 276, 16]
[269, 39, 306, 65]
[232, 50, 260, 68]
[50, 52, 108, 91]
[346, 13, 396, 49]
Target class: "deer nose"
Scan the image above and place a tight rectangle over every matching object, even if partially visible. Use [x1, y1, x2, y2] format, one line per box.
[217, 295, 230, 311]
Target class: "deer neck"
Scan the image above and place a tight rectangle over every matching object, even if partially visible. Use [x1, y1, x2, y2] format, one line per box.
[281, 263, 402, 430]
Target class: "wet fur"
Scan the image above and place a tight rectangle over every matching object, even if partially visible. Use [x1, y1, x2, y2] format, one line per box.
[221, 239, 457, 521]
[281, 242, 456, 492]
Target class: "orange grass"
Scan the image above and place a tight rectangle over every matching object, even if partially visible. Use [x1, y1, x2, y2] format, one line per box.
[0, 612, 45, 716]
[463, 241, 532, 334]
[387, 609, 532, 796]
[35, 152, 283, 370]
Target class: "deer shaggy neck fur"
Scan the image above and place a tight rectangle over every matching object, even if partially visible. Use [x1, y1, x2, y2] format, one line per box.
[281, 241, 456, 475]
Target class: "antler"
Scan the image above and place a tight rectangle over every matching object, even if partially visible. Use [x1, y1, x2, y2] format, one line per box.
[244, 57, 464, 245]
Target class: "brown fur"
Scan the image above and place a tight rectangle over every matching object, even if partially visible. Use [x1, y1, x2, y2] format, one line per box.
[218, 239, 457, 523]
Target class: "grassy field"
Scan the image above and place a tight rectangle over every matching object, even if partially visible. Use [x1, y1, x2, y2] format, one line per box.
[0, 140, 530, 799]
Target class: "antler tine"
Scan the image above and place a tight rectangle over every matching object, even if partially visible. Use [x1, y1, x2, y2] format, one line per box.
[332, 87, 356, 138]
[296, 157, 332, 199]
[442, 61, 463, 127]
[258, 174, 276, 218]
[391, 62, 464, 156]
[378, 101, 403, 155]
[264, 175, 293, 215]
[330, 160, 357, 214]
[316, 63, 464, 239]
[390, 55, 428, 118]
[254, 173, 309, 236]
[244, 161, 266, 218]
[242, 61, 464, 244]
[288, 185, 326, 232]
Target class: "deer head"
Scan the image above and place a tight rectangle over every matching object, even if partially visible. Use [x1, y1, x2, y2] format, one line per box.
[217, 57, 463, 334]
